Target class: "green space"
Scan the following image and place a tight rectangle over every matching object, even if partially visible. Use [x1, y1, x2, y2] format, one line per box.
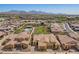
[14, 27, 24, 34]
[14, 22, 27, 34]
[34, 26, 49, 34]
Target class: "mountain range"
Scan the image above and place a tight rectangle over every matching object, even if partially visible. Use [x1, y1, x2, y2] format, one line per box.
[0, 10, 78, 16]
[0, 10, 51, 15]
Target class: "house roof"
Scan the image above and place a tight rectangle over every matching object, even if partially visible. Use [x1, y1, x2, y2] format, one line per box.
[38, 41, 47, 47]
[51, 23, 64, 32]
[0, 31, 6, 36]
[57, 35, 77, 45]
[4, 34, 17, 45]
[71, 24, 79, 27]
[33, 34, 60, 44]
[1, 32, 31, 47]
[16, 32, 30, 39]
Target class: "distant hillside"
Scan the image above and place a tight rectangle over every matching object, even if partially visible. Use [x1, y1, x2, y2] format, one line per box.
[0, 10, 78, 16]
[0, 10, 50, 15]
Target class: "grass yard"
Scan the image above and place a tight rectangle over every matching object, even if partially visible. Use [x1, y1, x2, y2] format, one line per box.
[34, 26, 49, 34]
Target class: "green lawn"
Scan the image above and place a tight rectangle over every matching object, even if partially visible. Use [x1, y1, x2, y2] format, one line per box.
[14, 27, 24, 34]
[34, 26, 49, 34]
[14, 22, 27, 34]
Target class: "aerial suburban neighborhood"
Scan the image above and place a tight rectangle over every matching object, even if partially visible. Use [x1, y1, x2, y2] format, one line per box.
[0, 13, 79, 54]
[0, 4, 79, 54]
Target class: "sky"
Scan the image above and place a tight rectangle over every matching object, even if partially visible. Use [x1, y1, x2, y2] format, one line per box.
[0, 4, 79, 15]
